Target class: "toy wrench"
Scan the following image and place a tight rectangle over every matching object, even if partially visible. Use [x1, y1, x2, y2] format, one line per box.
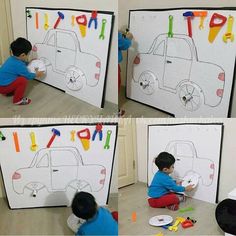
[99, 19, 107, 40]
[223, 15, 234, 43]
[168, 217, 184, 232]
[44, 13, 49, 30]
[168, 15, 174, 38]
[13, 132, 20, 152]
[71, 15, 75, 27]
[0, 131, 6, 141]
[30, 132, 38, 151]
[71, 130, 76, 141]
[104, 130, 112, 149]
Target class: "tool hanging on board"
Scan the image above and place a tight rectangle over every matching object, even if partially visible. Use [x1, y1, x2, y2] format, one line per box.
[223, 15, 234, 43]
[77, 128, 91, 151]
[104, 130, 112, 149]
[76, 15, 87, 37]
[88, 11, 98, 29]
[13, 132, 20, 152]
[92, 123, 103, 141]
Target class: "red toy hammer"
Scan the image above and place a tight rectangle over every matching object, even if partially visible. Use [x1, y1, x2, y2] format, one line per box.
[183, 11, 194, 38]
[47, 128, 60, 148]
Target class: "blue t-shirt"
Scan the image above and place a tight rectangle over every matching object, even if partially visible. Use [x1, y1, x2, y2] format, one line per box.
[76, 207, 118, 236]
[118, 32, 131, 63]
[0, 56, 35, 86]
[148, 171, 185, 198]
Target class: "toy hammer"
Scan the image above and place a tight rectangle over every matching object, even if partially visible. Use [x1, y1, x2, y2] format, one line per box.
[47, 128, 60, 148]
[183, 11, 194, 38]
[54, 11, 65, 29]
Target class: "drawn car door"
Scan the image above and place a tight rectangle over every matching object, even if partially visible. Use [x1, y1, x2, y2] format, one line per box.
[50, 149, 78, 190]
[55, 31, 76, 73]
[173, 142, 194, 179]
[163, 37, 192, 90]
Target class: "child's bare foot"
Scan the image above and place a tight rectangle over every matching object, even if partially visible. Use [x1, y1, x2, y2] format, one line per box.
[14, 97, 31, 105]
[167, 204, 179, 211]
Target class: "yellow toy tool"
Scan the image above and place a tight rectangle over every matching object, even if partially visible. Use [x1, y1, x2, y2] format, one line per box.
[30, 132, 38, 151]
[223, 15, 234, 43]
[168, 217, 185, 232]
[76, 15, 87, 37]
[44, 13, 49, 30]
[193, 11, 208, 29]
[77, 128, 90, 151]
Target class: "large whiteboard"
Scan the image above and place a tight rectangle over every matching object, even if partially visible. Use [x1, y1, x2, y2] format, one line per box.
[0, 123, 117, 209]
[148, 124, 223, 204]
[127, 8, 236, 117]
[26, 7, 114, 108]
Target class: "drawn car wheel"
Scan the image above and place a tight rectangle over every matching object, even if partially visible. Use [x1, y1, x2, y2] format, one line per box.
[24, 182, 45, 196]
[138, 71, 156, 95]
[68, 180, 92, 192]
[178, 82, 203, 111]
[65, 68, 85, 91]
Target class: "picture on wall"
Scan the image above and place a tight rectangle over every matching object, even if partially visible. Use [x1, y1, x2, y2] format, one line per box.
[148, 123, 223, 204]
[26, 7, 114, 108]
[0, 123, 117, 209]
[127, 8, 236, 117]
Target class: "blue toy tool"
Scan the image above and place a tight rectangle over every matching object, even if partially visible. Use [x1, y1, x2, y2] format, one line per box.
[88, 11, 98, 29]
[92, 123, 103, 141]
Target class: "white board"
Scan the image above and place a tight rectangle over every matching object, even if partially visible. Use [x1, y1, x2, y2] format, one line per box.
[127, 8, 236, 117]
[26, 7, 114, 108]
[0, 123, 117, 209]
[148, 124, 223, 204]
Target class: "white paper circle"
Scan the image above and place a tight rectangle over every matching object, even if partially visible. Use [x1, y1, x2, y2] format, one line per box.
[27, 59, 46, 73]
[182, 173, 199, 188]
[149, 215, 173, 226]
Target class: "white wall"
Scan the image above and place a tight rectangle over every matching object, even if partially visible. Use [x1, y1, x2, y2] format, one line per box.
[0, 118, 118, 198]
[119, 0, 236, 117]
[135, 118, 236, 202]
[10, 0, 118, 105]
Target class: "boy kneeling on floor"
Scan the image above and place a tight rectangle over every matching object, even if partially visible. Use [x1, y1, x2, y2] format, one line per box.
[148, 152, 194, 211]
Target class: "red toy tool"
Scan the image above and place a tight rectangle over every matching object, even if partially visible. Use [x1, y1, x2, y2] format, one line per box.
[77, 128, 91, 151]
[92, 123, 103, 141]
[88, 11, 98, 29]
[183, 11, 194, 38]
[54, 11, 65, 29]
[47, 128, 60, 148]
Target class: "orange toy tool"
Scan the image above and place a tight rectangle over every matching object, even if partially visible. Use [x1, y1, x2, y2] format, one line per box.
[13, 132, 20, 152]
[208, 13, 227, 43]
[193, 11, 207, 29]
[77, 128, 91, 151]
[131, 212, 137, 222]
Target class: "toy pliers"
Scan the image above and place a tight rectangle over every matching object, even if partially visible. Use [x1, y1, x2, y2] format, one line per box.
[88, 11, 98, 29]
[92, 123, 103, 141]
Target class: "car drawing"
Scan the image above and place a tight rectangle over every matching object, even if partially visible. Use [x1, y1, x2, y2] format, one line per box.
[132, 34, 225, 111]
[33, 29, 101, 91]
[12, 147, 106, 195]
[152, 140, 215, 186]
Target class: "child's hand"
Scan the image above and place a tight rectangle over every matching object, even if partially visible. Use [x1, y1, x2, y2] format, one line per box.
[126, 32, 133, 40]
[185, 184, 194, 192]
[35, 69, 45, 78]
[176, 180, 183, 185]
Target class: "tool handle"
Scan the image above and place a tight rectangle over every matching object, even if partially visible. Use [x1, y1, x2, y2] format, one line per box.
[47, 134, 56, 148]
[13, 132, 20, 152]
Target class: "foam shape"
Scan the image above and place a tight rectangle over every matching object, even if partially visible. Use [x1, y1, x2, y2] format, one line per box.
[182, 173, 199, 188]
[149, 215, 173, 227]
[27, 59, 46, 73]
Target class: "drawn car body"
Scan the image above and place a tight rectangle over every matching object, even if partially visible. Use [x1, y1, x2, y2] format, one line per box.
[133, 34, 225, 109]
[152, 140, 215, 186]
[12, 147, 106, 194]
[34, 29, 101, 89]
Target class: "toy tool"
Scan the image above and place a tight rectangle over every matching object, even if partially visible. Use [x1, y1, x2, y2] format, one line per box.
[99, 19, 107, 40]
[183, 11, 194, 38]
[131, 212, 137, 222]
[193, 11, 207, 29]
[155, 233, 164, 236]
[223, 15, 234, 43]
[208, 13, 227, 43]
[77, 128, 90, 151]
[71, 130, 76, 141]
[13, 132, 20, 152]
[104, 130, 112, 149]
[179, 207, 194, 213]
[46, 128, 60, 148]
[44, 13, 49, 30]
[35, 12, 39, 29]
[168, 217, 185, 232]
[76, 15, 87, 37]
[88, 11, 98, 29]
[26, 10, 32, 18]
[54, 11, 65, 29]
[0, 131, 6, 141]
[71, 15, 75, 27]
[92, 123, 103, 141]
[168, 15, 174, 38]
[30, 132, 38, 151]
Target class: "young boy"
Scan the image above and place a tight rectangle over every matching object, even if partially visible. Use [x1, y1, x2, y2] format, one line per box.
[148, 152, 194, 211]
[71, 191, 118, 235]
[0, 37, 44, 105]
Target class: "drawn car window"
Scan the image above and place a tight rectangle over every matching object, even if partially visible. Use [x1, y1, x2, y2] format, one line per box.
[50, 150, 77, 166]
[37, 154, 49, 168]
[153, 40, 165, 56]
[176, 143, 193, 158]
[168, 145, 175, 156]
[47, 34, 55, 46]
[166, 38, 191, 60]
[57, 32, 76, 51]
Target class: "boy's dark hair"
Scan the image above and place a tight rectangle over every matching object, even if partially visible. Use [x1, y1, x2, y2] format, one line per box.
[10, 38, 32, 57]
[71, 191, 97, 220]
[155, 152, 175, 170]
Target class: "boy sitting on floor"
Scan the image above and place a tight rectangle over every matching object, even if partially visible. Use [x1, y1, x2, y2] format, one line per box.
[0, 37, 44, 105]
[148, 152, 194, 211]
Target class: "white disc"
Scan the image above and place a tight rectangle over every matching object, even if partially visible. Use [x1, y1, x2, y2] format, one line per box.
[182, 173, 199, 188]
[27, 59, 46, 73]
[149, 215, 173, 226]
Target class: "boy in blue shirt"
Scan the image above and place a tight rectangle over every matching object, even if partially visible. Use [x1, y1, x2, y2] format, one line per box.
[71, 191, 118, 235]
[148, 152, 194, 211]
[0, 38, 44, 105]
